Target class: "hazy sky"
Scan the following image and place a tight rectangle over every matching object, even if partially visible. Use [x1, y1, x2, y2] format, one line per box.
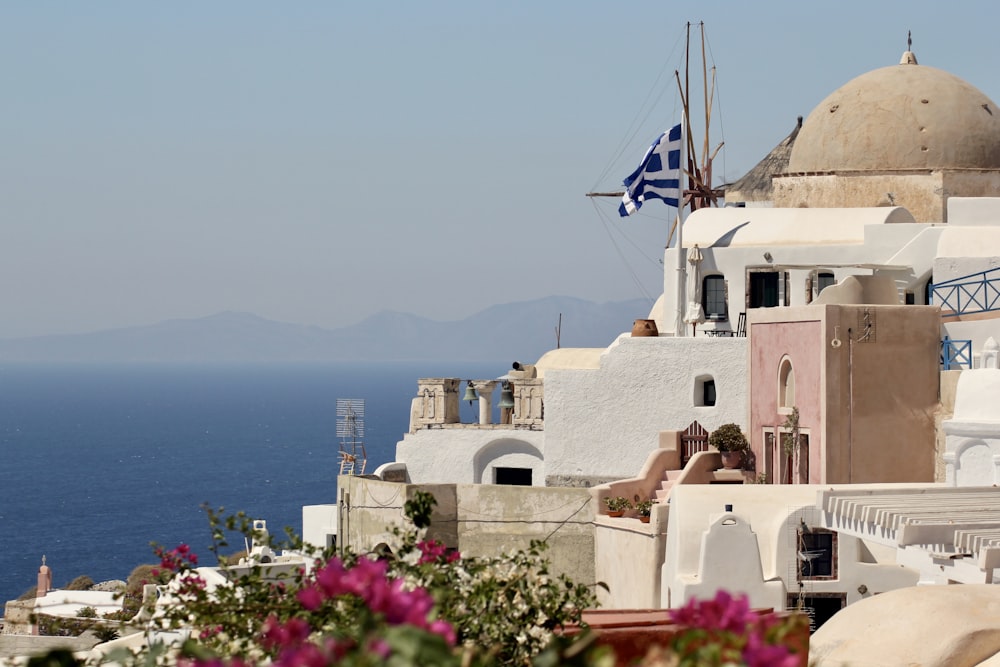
[3, 1, 999, 338]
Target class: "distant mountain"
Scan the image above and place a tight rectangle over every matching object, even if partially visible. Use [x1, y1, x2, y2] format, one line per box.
[0, 297, 655, 364]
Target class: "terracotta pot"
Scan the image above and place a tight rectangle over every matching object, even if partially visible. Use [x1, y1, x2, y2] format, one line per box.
[607, 510, 624, 518]
[631, 319, 659, 337]
[720, 450, 744, 470]
[639, 515, 650, 524]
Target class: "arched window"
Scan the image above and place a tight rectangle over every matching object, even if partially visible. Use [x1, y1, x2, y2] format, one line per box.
[702, 275, 727, 320]
[778, 356, 795, 411]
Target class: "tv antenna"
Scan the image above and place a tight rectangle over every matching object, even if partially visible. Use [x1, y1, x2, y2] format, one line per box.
[336, 398, 367, 475]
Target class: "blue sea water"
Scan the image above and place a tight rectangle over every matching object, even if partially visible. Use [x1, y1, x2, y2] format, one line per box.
[0, 361, 503, 607]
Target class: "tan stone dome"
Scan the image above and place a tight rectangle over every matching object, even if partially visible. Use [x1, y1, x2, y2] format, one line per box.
[788, 55, 1000, 172]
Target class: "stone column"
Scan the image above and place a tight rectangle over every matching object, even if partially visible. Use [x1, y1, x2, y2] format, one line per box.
[472, 380, 497, 425]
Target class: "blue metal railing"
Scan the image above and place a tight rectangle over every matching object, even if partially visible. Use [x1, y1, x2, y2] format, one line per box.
[941, 337, 973, 370]
[929, 267, 1000, 316]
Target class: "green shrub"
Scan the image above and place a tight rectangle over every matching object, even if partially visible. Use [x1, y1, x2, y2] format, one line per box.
[66, 575, 94, 591]
[709, 423, 748, 452]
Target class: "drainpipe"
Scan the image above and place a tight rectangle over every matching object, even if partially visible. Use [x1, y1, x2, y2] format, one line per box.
[847, 327, 853, 483]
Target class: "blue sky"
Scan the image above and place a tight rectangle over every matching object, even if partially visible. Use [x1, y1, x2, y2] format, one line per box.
[3, 1, 998, 337]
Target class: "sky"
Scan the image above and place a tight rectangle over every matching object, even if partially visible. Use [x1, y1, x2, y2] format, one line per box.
[3, 1, 1000, 338]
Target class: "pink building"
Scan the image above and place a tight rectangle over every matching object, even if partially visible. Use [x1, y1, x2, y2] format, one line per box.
[747, 298, 940, 485]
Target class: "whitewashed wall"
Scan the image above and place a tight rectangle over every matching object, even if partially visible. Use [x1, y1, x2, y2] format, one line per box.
[395, 428, 545, 485]
[542, 335, 747, 483]
[943, 368, 1000, 485]
[662, 484, 918, 612]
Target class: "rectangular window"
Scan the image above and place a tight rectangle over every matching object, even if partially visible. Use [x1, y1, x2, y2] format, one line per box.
[494, 467, 532, 486]
[798, 529, 837, 579]
[749, 271, 780, 308]
[703, 275, 727, 319]
[817, 272, 836, 293]
[703, 380, 716, 406]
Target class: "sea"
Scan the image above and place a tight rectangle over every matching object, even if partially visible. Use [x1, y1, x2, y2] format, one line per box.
[0, 361, 504, 607]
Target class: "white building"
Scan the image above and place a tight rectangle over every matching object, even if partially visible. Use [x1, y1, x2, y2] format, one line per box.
[305, 44, 1000, 635]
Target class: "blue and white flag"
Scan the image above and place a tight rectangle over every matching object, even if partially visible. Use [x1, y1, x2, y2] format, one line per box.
[618, 123, 683, 217]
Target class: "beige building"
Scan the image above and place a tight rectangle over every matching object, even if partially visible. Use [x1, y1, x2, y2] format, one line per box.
[747, 299, 941, 486]
[730, 48, 1000, 222]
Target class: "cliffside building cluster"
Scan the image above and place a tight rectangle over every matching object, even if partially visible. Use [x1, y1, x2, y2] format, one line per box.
[304, 44, 1000, 665]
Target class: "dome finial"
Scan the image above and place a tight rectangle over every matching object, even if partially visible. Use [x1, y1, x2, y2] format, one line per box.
[900, 31, 918, 65]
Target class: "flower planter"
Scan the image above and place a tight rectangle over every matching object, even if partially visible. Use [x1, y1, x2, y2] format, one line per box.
[639, 515, 650, 524]
[607, 510, 624, 518]
[720, 450, 744, 470]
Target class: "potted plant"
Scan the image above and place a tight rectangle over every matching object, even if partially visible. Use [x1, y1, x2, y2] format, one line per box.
[709, 423, 749, 470]
[636, 499, 653, 523]
[603, 496, 632, 517]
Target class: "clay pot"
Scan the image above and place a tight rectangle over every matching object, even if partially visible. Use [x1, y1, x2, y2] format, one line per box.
[631, 319, 659, 337]
[720, 450, 744, 470]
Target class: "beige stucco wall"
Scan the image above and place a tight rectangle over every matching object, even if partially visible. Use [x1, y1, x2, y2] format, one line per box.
[338, 476, 594, 584]
[593, 511, 666, 609]
[773, 171, 1000, 223]
[823, 305, 940, 483]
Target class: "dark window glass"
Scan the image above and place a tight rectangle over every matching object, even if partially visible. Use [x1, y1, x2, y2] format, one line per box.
[749, 272, 779, 308]
[495, 467, 532, 486]
[703, 380, 716, 406]
[703, 275, 727, 318]
[799, 530, 836, 579]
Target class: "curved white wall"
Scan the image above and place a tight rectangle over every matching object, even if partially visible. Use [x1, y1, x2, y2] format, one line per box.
[395, 428, 545, 485]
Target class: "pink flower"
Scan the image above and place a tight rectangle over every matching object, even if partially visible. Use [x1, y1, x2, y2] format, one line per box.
[429, 618, 457, 645]
[296, 586, 323, 611]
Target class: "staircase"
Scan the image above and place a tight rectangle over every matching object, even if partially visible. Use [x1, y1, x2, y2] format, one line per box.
[655, 469, 684, 502]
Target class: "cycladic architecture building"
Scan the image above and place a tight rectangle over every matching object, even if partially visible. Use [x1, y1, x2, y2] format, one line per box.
[304, 44, 1000, 653]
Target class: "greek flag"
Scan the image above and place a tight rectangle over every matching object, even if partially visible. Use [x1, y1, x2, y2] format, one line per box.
[618, 123, 683, 217]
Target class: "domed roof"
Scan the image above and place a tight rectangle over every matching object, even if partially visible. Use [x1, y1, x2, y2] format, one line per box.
[788, 52, 1000, 172]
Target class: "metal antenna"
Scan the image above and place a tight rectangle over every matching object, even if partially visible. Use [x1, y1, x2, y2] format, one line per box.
[336, 398, 367, 475]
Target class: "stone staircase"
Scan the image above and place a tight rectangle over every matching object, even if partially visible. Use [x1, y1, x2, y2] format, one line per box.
[655, 469, 684, 502]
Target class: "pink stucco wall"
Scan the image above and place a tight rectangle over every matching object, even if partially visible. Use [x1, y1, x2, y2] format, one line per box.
[749, 319, 823, 483]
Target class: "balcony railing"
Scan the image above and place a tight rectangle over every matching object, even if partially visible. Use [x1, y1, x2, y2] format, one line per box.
[941, 337, 973, 370]
[930, 268, 1000, 316]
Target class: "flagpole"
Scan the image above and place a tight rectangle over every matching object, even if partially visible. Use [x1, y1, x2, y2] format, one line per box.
[676, 111, 687, 337]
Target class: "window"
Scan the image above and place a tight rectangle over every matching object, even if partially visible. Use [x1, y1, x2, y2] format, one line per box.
[694, 376, 716, 406]
[702, 275, 727, 320]
[494, 467, 532, 486]
[798, 529, 837, 579]
[703, 380, 717, 406]
[816, 272, 836, 294]
[778, 356, 795, 410]
[749, 271, 782, 308]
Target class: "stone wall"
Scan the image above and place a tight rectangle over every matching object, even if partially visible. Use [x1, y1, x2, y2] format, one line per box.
[338, 476, 595, 584]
